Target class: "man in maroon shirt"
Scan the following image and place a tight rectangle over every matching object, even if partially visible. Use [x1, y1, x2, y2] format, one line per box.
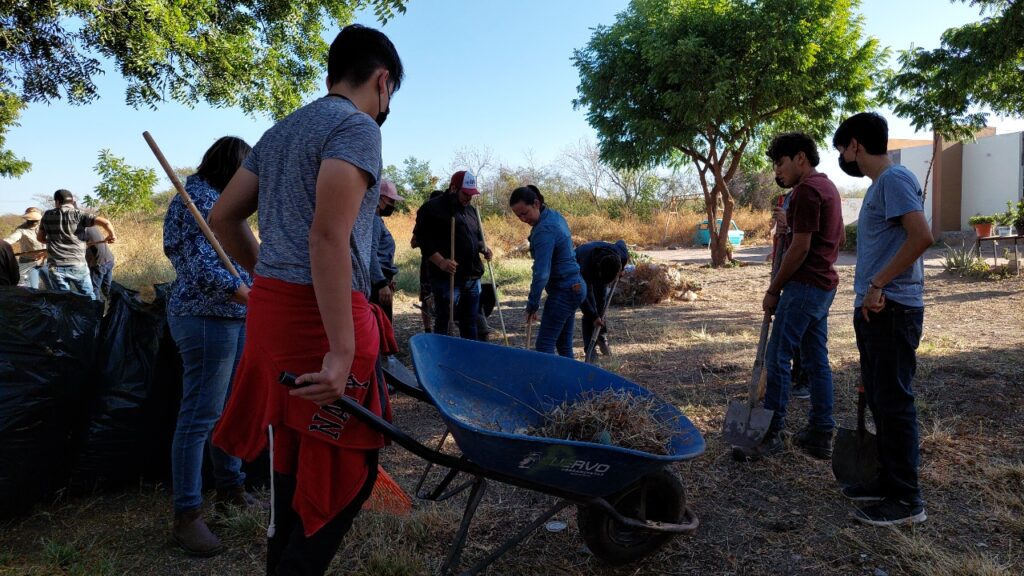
[736, 132, 844, 461]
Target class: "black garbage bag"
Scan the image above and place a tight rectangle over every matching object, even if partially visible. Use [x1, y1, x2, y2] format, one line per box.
[70, 283, 166, 492]
[0, 287, 102, 519]
[138, 282, 182, 483]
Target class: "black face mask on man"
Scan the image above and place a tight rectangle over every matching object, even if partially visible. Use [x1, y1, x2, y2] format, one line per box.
[774, 176, 791, 189]
[838, 154, 864, 178]
[376, 86, 390, 127]
[380, 205, 395, 217]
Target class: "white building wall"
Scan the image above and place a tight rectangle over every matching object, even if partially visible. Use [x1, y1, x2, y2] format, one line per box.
[897, 144, 934, 225]
[961, 132, 1023, 229]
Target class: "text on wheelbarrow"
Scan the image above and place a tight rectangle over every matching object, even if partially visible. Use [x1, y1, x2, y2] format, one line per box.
[518, 452, 611, 478]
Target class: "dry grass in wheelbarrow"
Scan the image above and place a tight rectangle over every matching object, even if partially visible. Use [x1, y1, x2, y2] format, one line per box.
[528, 389, 675, 455]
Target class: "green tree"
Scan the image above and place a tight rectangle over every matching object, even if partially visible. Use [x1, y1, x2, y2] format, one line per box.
[87, 149, 159, 215]
[0, 92, 29, 177]
[384, 156, 439, 210]
[573, 0, 884, 265]
[0, 1, 408, 176]
[879, 1, 1022, 198]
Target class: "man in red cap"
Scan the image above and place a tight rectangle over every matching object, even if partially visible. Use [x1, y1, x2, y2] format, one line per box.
[413, 170, 491, 338]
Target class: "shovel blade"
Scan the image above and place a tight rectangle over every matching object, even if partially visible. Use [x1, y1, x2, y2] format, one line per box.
[382, 356, 420, 391]
[722, 400, 774, 448]
[831, 426, 879, 488]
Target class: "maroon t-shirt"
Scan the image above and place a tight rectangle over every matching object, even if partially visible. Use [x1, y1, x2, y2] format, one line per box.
[786, 172, 843, 291]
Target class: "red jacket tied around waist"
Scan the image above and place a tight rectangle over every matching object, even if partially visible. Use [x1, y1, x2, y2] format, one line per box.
[213, 275, 393, 535]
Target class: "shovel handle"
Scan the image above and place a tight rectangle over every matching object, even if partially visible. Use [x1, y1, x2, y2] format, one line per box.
[747, 312, 772, 410]
[856, 385, 867, 433]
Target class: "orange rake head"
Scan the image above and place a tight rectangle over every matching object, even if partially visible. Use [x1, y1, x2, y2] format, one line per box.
[362, 465, 413, 516]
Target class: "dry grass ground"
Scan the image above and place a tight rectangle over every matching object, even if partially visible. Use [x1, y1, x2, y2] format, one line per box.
[1, 209, 1022, 576]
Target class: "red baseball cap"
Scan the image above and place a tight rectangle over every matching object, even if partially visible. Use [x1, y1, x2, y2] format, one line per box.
[449, 170, 479, 196]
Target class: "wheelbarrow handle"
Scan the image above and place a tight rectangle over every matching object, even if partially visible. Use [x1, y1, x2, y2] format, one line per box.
[279, 371, 472, 470]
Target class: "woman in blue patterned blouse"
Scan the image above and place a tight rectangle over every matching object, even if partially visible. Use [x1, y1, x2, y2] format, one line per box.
[163, 136, 255, 556]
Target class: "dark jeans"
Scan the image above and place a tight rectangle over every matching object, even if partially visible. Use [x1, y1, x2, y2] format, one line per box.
[854, 301, 924, 506]
[267, 450, 379, 576]
[581, 284, 608, 360]
[764, 281, 837, 434]
[431, 277, 481, 339]
[535, 281, 585, 358]
[90, 261, 114, 304]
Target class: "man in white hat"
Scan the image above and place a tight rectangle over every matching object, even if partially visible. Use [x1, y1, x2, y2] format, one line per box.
[4, 207, 47, 288]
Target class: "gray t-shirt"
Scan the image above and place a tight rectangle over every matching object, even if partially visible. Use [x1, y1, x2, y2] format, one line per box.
[245, 95, 382, 294]
[40, 205, 96, 266]
[855, 164, 925, 308]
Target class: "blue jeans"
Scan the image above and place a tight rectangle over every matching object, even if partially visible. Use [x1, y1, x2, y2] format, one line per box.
[90, 261, 114, 303]
[17, 261, 44, 288]
[854, 301, 924, 506]
[431, 277, 481, 340]
[168, 315, 247, 513]
[48, 263, 95, 299]
[535, 280, 586, 358]
[764, 281, 837, 434]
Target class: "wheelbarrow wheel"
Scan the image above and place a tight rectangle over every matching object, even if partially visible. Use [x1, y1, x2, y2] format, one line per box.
[577, 469, 685, 566]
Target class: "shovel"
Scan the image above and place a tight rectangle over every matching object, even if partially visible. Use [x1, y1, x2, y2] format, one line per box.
[585, 276, 620, 363]
[831, 385, 879, 487]
[722, 311, 775, 448]
[448, 216, 458, 336]
[723, 218, 786, 449]
[476, 208, 509, 346]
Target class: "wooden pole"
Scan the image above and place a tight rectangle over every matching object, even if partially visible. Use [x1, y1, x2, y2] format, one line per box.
[142, 131, 240, 279]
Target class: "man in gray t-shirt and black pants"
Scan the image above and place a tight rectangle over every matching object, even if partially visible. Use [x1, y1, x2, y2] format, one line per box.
[833, 113, 933, 528]
[38, 189, 116, 300]
[208, 24, 404, 576]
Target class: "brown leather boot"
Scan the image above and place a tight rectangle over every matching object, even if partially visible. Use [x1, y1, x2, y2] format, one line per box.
[215, 484, 265, 511]
[172, 508, 223, 557]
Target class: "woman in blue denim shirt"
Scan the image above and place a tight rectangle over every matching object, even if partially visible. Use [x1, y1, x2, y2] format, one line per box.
[163, 136, 255, 556]
[510, 185, 586, 358]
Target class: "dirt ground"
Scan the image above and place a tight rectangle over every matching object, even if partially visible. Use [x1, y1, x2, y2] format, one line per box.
[1, 258, 1022, 576]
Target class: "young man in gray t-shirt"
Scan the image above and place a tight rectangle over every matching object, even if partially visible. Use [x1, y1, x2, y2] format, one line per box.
[208, 24, 403, 574]
[833, 112, 933, 528]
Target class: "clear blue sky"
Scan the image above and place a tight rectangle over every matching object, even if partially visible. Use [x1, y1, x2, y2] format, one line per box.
[1, 0, 1020, 214]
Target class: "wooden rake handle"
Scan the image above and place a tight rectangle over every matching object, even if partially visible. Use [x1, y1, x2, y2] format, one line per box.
[143, 131, 240, 279]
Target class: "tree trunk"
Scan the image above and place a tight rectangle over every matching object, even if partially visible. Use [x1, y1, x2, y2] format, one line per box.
[706, 182, 735, 267]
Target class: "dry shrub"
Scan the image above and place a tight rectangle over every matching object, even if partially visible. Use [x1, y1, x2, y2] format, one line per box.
[481, 213, 528, 257]
[432, 207, 772, 260]
[570, 206, 772, 249]
[564, 213, 651, 246]
[613, 262, 700, 306]
[110, 211, 175, 300]
[528, 389, 674, 454]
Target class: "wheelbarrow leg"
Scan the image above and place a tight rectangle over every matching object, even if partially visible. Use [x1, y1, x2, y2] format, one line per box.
[441, 476, 488, 575]
[416, 431, 451, 497]
[459, 499, 573, 576]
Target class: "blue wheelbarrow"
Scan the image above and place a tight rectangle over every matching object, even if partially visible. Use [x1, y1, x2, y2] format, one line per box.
[287, 334, 706, 575]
